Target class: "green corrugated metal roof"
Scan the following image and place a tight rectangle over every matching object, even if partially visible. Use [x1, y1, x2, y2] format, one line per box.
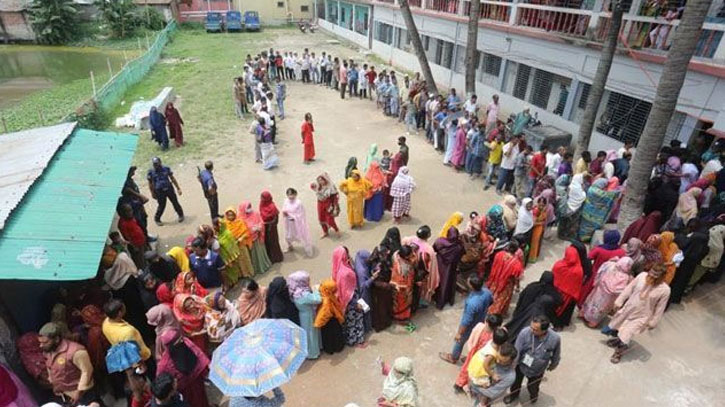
[0, 128, 139, 280]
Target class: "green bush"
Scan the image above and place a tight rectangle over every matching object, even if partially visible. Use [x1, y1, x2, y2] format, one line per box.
[28, 0, 80, 44]
[70, 101, 111, 130]
[95, 0, 139, 38]
[136, 7, 166, 31]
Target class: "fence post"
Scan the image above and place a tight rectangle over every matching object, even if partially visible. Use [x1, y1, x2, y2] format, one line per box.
[1, 115, 7, 133]
[90, 71, 97, 96]
[107, 57, 113, 77]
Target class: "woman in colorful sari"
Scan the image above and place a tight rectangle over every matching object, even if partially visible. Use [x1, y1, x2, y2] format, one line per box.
[579, 229, 626, 306]
[172, 294, 209, 353]
[558, 173, 587, 240]
[212, 217, 253, 285]
[384, 152, 405, 211]
[390, 245, 417, 323]
[331, 246, 365, 346]
[486, 241, 524, 316]
[450, 120, 468, 169]
[577, 178, 620, 242]
[156, 329, 210, 407]
[339, 170, 373, 228]
[174, 270, 208, 297]
[314, 279, 346, 354]
[223, 206, 255, 266]
[439, 211, 464, 238]
[364, 143, 379, 172]
[580, 257, 633, 328]
[145, 303, 182, 363]
[344, 156, 358, 179]
[237, 279, 267, 325]
[403, 225, 440, 306]
[528, 197, 548, 263]
[485, 205, 508, 242]
[259, 191, 284, 263]
[554, 174, 571, 218]
[434, 226, 465, 309]
[204, 292, 241, 343]
[164, 102, 184, 148]
[641, 234, 664, 272]
[310, 172, 340, 237]
[239, 201, 272, 275]
[353, 250, 375, 333]
[281, 188, 314, 256]
[364, 161, 388, 222]
[390, 166, 416, 223]
[369, 227, 401, 331]
[378, 356, 418, 407]
[287, 271, 322, 359]
[551, 245, 584, 329]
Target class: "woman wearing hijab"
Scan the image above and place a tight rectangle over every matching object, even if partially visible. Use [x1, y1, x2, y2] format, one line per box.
[212, 217, 253, 285]
[204, 292, 241, 343]
[314, 279, 346, 354]
[486, 205, 508, 242]
[265, 277, 301, 326]
[310, 172, 341, 237]
[450, 120, 468, 169]
[145, 304, 182, 363]
[669, 220, 711, 304]
[658, 231, 680, 284]
[403, 225, 440, 305]
[282, 188, 314, 256]
[603, 264, 670, 363]
[664, 187, 702, 231]
[364, 161, 388, 222]
[0, 363, 36, 407]
[578, 178, 621, 242]
[528, 195, 550, 263]
[239, 201, 272, 275]
[554, 174, 571, 218]
[551, 245, 584, 329]
[223, 207, 255, 266]
[369, 227, 402, 331]
[237, 279, 267, 325]
[167, 246, 190, 273]
[641, 234, 664, 272]
[149, 106, 169, 150]
[384, 152, 405, 211]
[378, 356, 418, 407]
[172, 294, 209, 353]
[156, 330, 210, 407]
[354, 250, 375, 333]
[501, 195, 518, 235]
[364, 144, 379, 172]
[390, 166, 416, 222]
[340, 169, 373, 228]
[164, 102, 184, 148]
[331, 246, 365, 346]
[287, 271, 322, 359]
[622, 211, 664, 243]
[486, 241, 524, 316]
[558, 173, 587, 240]
[174, 271, 208, 298]
[259, 191, 284, 263]
[580, 257, 633, 328]
[433, 226, 465, 309]
[344, 156, 358, 179]
[513, 198, 534, 255]
[580, 230, 626, 306]
[390, 245, 418, 323]
[687, 224, 725, 292]
[439, 212, 464, 238]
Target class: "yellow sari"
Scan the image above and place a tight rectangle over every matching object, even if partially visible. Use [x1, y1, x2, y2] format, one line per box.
[339, 170, 372, 227]
[223, 207, 253, 248]
[439, 212, 464, 238]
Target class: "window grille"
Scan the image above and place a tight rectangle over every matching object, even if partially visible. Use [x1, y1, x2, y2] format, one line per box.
[595, 91, 652, 144]
[513, 63, 531, 100]
[530, 69, 554, 109]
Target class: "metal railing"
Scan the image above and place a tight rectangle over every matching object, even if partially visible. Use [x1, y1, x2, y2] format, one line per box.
[462, 0, 512, 23]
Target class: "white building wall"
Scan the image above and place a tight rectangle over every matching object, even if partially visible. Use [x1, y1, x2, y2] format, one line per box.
[323, 3, 725, 150]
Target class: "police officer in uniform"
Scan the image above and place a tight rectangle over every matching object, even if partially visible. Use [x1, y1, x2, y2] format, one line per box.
[147, 157, 184, 226]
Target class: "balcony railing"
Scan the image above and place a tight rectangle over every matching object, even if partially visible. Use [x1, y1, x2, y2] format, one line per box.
[369, 0, 725, 61]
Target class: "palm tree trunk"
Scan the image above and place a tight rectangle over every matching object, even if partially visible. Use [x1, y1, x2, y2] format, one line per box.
[574, 2, 623, 160]
[399, 0, 439, 95]
[618, 0, 712, 230]
[465, 0, 481, 96]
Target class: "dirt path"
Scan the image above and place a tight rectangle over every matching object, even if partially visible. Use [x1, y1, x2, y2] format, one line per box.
[131, 30, 725, 407]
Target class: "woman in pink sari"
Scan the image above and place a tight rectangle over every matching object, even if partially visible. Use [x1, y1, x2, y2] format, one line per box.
[282, 187, 313, 257]
[0, 364, 36, 407]
[450, 121, 468, 170]
[580, 257, 633, 328]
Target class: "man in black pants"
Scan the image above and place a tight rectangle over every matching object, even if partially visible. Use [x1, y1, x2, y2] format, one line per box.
[197, 160, 219, 220]
[147, 156, 184, 226]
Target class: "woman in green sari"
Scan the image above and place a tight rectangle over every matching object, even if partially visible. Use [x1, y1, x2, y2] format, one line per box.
[212, 217, 254, 288]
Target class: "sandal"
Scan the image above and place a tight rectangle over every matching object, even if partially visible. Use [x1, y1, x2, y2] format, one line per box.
[439, 352, 457, 364]
[405, 322, 417, 333]
[610, 353, 622, 364]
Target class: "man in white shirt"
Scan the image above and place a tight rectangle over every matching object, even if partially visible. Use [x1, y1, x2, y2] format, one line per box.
[546, 146, 566, 177]
[464, 94, 479, 119]
[486, 94, 500, 134]
[617, 140, 636, 160]
[301, 55, 311, 83]
[497, 135, 520, 194]
[310, 52, 319, 84]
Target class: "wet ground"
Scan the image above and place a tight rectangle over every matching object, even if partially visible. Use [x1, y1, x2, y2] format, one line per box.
[133, 30, 725, 407]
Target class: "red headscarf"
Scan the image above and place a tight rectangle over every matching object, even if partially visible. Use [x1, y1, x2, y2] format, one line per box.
[259, 190, 279, 222]
[174, 271, 208, 298]
[156, 282, 175, 306]
[172, 294, 207, 335]
[239, 201, 265, 241]
[331, 246, 357, 310]
[552, 245, 584, 301]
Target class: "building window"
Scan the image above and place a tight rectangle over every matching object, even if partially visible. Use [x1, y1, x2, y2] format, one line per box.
[479, 53, 501, 86]
[578, 83, 591, 110]
[374, 22, 394, 44]
[595, 91, 652, 144]
[513, 63, 531, 100]
[277, 1, 284, 7]
[394, 27, 410, 50]
[301, 5, 309, 12]
[530, 69, 553, 109]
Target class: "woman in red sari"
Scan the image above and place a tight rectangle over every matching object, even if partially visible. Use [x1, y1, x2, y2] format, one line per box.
[551, 245, 584, 330]
[79, 305, 110, 384]
[486, 241, 524, 316]
[172, 294, 209, 354]
[390, 245, 418, 322]
[165, 102, 184, 147]
[384, 152, 404, 211]
[310, 172, 340, 237]
[301, 112, 315, 163]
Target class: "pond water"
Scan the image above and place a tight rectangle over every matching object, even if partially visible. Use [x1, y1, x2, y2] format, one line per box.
[0, 46, 130, 108]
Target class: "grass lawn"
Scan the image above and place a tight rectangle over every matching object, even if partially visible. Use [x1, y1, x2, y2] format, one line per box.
[115, 27, 288, 167]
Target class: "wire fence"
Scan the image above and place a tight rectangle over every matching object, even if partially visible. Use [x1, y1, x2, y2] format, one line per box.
[69, 20, 178, 119]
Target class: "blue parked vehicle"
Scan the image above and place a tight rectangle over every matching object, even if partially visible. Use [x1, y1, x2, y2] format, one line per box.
[226, 11, 243, 31]
[244, 11, 260, 31]
[205, 12, 223, 32]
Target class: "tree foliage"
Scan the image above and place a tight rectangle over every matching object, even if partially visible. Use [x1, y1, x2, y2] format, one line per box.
[28, 0, 80, 44]
[95, 0, 139, 38]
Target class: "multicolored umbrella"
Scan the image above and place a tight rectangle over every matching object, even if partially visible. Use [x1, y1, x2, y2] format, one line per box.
[209, 318, 308, 397]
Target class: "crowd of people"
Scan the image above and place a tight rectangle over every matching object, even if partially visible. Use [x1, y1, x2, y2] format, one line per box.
[5, 44, 725, 407]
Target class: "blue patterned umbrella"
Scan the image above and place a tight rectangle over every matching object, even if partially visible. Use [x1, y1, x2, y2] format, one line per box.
[209, 318, 308, 397]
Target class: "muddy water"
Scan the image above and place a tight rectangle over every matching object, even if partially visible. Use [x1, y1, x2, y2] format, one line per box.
[0, 46, 130, 108]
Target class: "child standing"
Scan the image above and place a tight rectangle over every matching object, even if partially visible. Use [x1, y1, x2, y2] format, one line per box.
[380, 150, 392, 172]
